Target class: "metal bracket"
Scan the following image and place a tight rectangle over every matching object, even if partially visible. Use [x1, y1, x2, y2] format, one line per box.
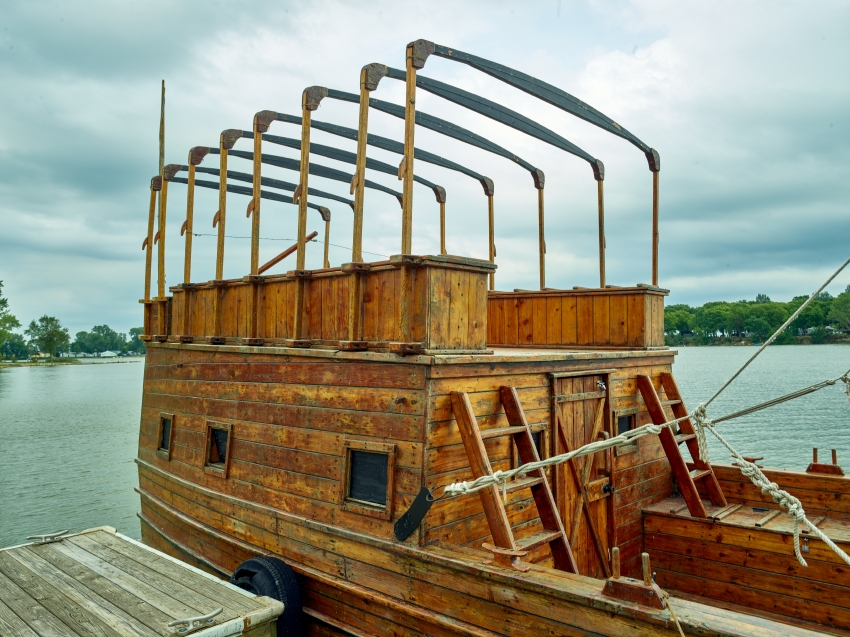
[26, 530, 69, 545]
[167, 607, 222, 635]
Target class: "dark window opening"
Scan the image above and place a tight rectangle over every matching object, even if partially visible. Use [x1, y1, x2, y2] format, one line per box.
[348, 451, 389, 506]
[208, 428, 229, 465]
[617, 415, 634, 436]
[159, 418, 172, 451]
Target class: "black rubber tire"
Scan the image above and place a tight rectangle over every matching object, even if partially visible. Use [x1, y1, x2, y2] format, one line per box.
[230, 556, 302, 637]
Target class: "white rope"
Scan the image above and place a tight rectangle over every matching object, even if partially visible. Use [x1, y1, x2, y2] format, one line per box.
[700, 419, 850, 567]
[703, 255, 850, 409]
[443, 423, 665, 497]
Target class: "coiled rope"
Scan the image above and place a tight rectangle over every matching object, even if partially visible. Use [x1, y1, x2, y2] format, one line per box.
[444, 255, 850, 568]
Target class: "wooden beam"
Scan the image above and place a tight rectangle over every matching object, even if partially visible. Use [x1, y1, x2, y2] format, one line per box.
[258, 231, 318, 275]
[538, 188, 545, 290]
[143, 182, 158, 301]
[488, 194, 495, 290]
[440, 201, 447, 255]
[297, 92, 312, 271]
[652, 170, 659, 287]
[323, 220, 330, 269]
[352, 69, 370, 263]
[156, 179, 169, 300]
[597, 179, 605, 288]
[401, 45, 417, 254]
[183, 163, 195, 284]
[216, 133, 228, 281]
[250, 115, 263, 276]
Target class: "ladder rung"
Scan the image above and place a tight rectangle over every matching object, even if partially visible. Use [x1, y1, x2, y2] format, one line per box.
[660, 399, 682, 407]
[480, 426, 526, 440]
[675, 434, 696, 444]
[515, 530, 562, 552]
[504, 476, 544, 494]
[689, 469, 712, 481]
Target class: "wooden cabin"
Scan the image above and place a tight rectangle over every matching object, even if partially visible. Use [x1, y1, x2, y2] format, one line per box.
[137, 40, 850, 637]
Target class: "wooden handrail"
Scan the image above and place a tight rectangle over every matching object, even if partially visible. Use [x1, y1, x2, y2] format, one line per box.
[258, 231, 318, 275]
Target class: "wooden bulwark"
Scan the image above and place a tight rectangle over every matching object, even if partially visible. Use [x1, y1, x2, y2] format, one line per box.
[487, 287, 667, 350]
[164, 255, 494, 351]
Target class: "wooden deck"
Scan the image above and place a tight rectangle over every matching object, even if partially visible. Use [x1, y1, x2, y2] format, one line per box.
[645, 489, 850, 632]
[0, 527, 282, 636]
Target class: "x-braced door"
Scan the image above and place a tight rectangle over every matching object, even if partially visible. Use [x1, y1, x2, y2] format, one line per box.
[551, 372, 614, 578]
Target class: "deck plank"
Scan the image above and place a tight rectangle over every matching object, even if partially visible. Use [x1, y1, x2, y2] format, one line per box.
[86, 530, 262, 614]
[66, 534, 244, 620]
[0, 595, 40, 637]
[0, 552, 121, 637]
[17, 545, 164, 637]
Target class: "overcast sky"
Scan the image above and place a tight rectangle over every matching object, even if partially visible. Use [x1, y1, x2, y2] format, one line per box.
[1, 0, 848, 336]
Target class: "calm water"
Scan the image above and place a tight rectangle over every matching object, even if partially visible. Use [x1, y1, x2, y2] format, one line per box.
[0, 346, 848, 548]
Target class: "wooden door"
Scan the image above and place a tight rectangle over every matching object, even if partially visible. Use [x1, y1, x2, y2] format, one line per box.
[551, 373, 613, 578]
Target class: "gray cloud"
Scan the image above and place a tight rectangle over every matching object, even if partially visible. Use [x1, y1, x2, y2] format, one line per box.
[0, 0, 848, 337]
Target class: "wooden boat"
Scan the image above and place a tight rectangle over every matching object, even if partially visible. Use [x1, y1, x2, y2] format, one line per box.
[136, 41, 850, 636]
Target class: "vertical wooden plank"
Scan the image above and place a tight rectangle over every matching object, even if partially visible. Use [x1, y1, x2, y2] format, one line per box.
[652, 294, 664, 346]
[467, 270, 485, 349]
[409, 266, 427, 344]
[361, 270, 377, 341]
[576, 295, 593, 346]
[562, 295, 577, 345]
[319, 277, 333, 340]
[546, 296, 562, 345]
[592, 294, 610, 346]
[486, 293, 495, 344]
[517, 297, 533, 345]
[504, 298, 518, 345]
[627, 293, 644, 347]
[494, 297, 505, 345]
[428, 267, 451, 349]
[448, 270, 469, 349]
[532, 296, 547, 345]
[609, 293, 627, 346]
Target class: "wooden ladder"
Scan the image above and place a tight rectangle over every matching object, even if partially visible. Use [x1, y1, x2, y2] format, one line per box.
[636, 373, 726, 518]
[450, 387, 579, 573]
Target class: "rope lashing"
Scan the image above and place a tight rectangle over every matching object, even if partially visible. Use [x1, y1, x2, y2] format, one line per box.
[443, 423, 665, 497]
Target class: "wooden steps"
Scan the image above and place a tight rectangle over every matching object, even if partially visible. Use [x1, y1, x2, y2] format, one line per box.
[636, 373, 727, 518]
[450, 387, 578, 573]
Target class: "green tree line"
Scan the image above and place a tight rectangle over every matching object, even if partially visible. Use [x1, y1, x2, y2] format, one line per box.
[665, 286, 850, 345]
[0, 281, 146, 360]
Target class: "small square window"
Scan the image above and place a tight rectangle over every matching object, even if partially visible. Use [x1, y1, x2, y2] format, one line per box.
[156, 413, 175, 460]
[617, 415, 634, 436]
[204, 421, 233, 477]
[342, 440, 396, 520]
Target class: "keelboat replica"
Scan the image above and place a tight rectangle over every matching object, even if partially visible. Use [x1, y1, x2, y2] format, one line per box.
[137, 41, 850, 636]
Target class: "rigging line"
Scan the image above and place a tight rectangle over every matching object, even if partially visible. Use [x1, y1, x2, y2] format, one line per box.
[704, 254, 850, 409]
[190, 233, 390, 258]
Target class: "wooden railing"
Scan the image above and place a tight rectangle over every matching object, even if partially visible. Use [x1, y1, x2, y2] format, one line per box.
[486, 286, 667, 350]
[144, 254, 494, 354]
[143, 257, 667, 352]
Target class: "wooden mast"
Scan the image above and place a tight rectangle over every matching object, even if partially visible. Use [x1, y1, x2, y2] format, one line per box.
[352, 67, 371, 263]
[156, 80, 166, 300]
[215, 132, 228, 281]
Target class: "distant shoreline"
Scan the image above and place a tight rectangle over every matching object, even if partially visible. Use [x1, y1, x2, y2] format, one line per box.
[0, 357, 144, 368]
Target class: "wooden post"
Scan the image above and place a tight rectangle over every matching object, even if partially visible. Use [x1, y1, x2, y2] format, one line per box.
[538, 188, 545, 290]
[352, 68, 371, 263]
[401, 44, 417, 255]
[647, 149, 660, 287]
[296, 91, 313, 271]
[251, 115, 263, 276]
[641, 552, 652, 586]
[440, 201, 447, 255]
[156, 80, 165, 291]
[143, 179, 159, 301]
[488, 194, 495, 290]
[652, 171, 659, 287]
[597, 179, 606, 288]
[323, 219, 330, 269]
[611, 547, 620, 579]
[216, 132, 228, 281]
[183, 164, 195, 284]
[157, 178, 168, 299]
